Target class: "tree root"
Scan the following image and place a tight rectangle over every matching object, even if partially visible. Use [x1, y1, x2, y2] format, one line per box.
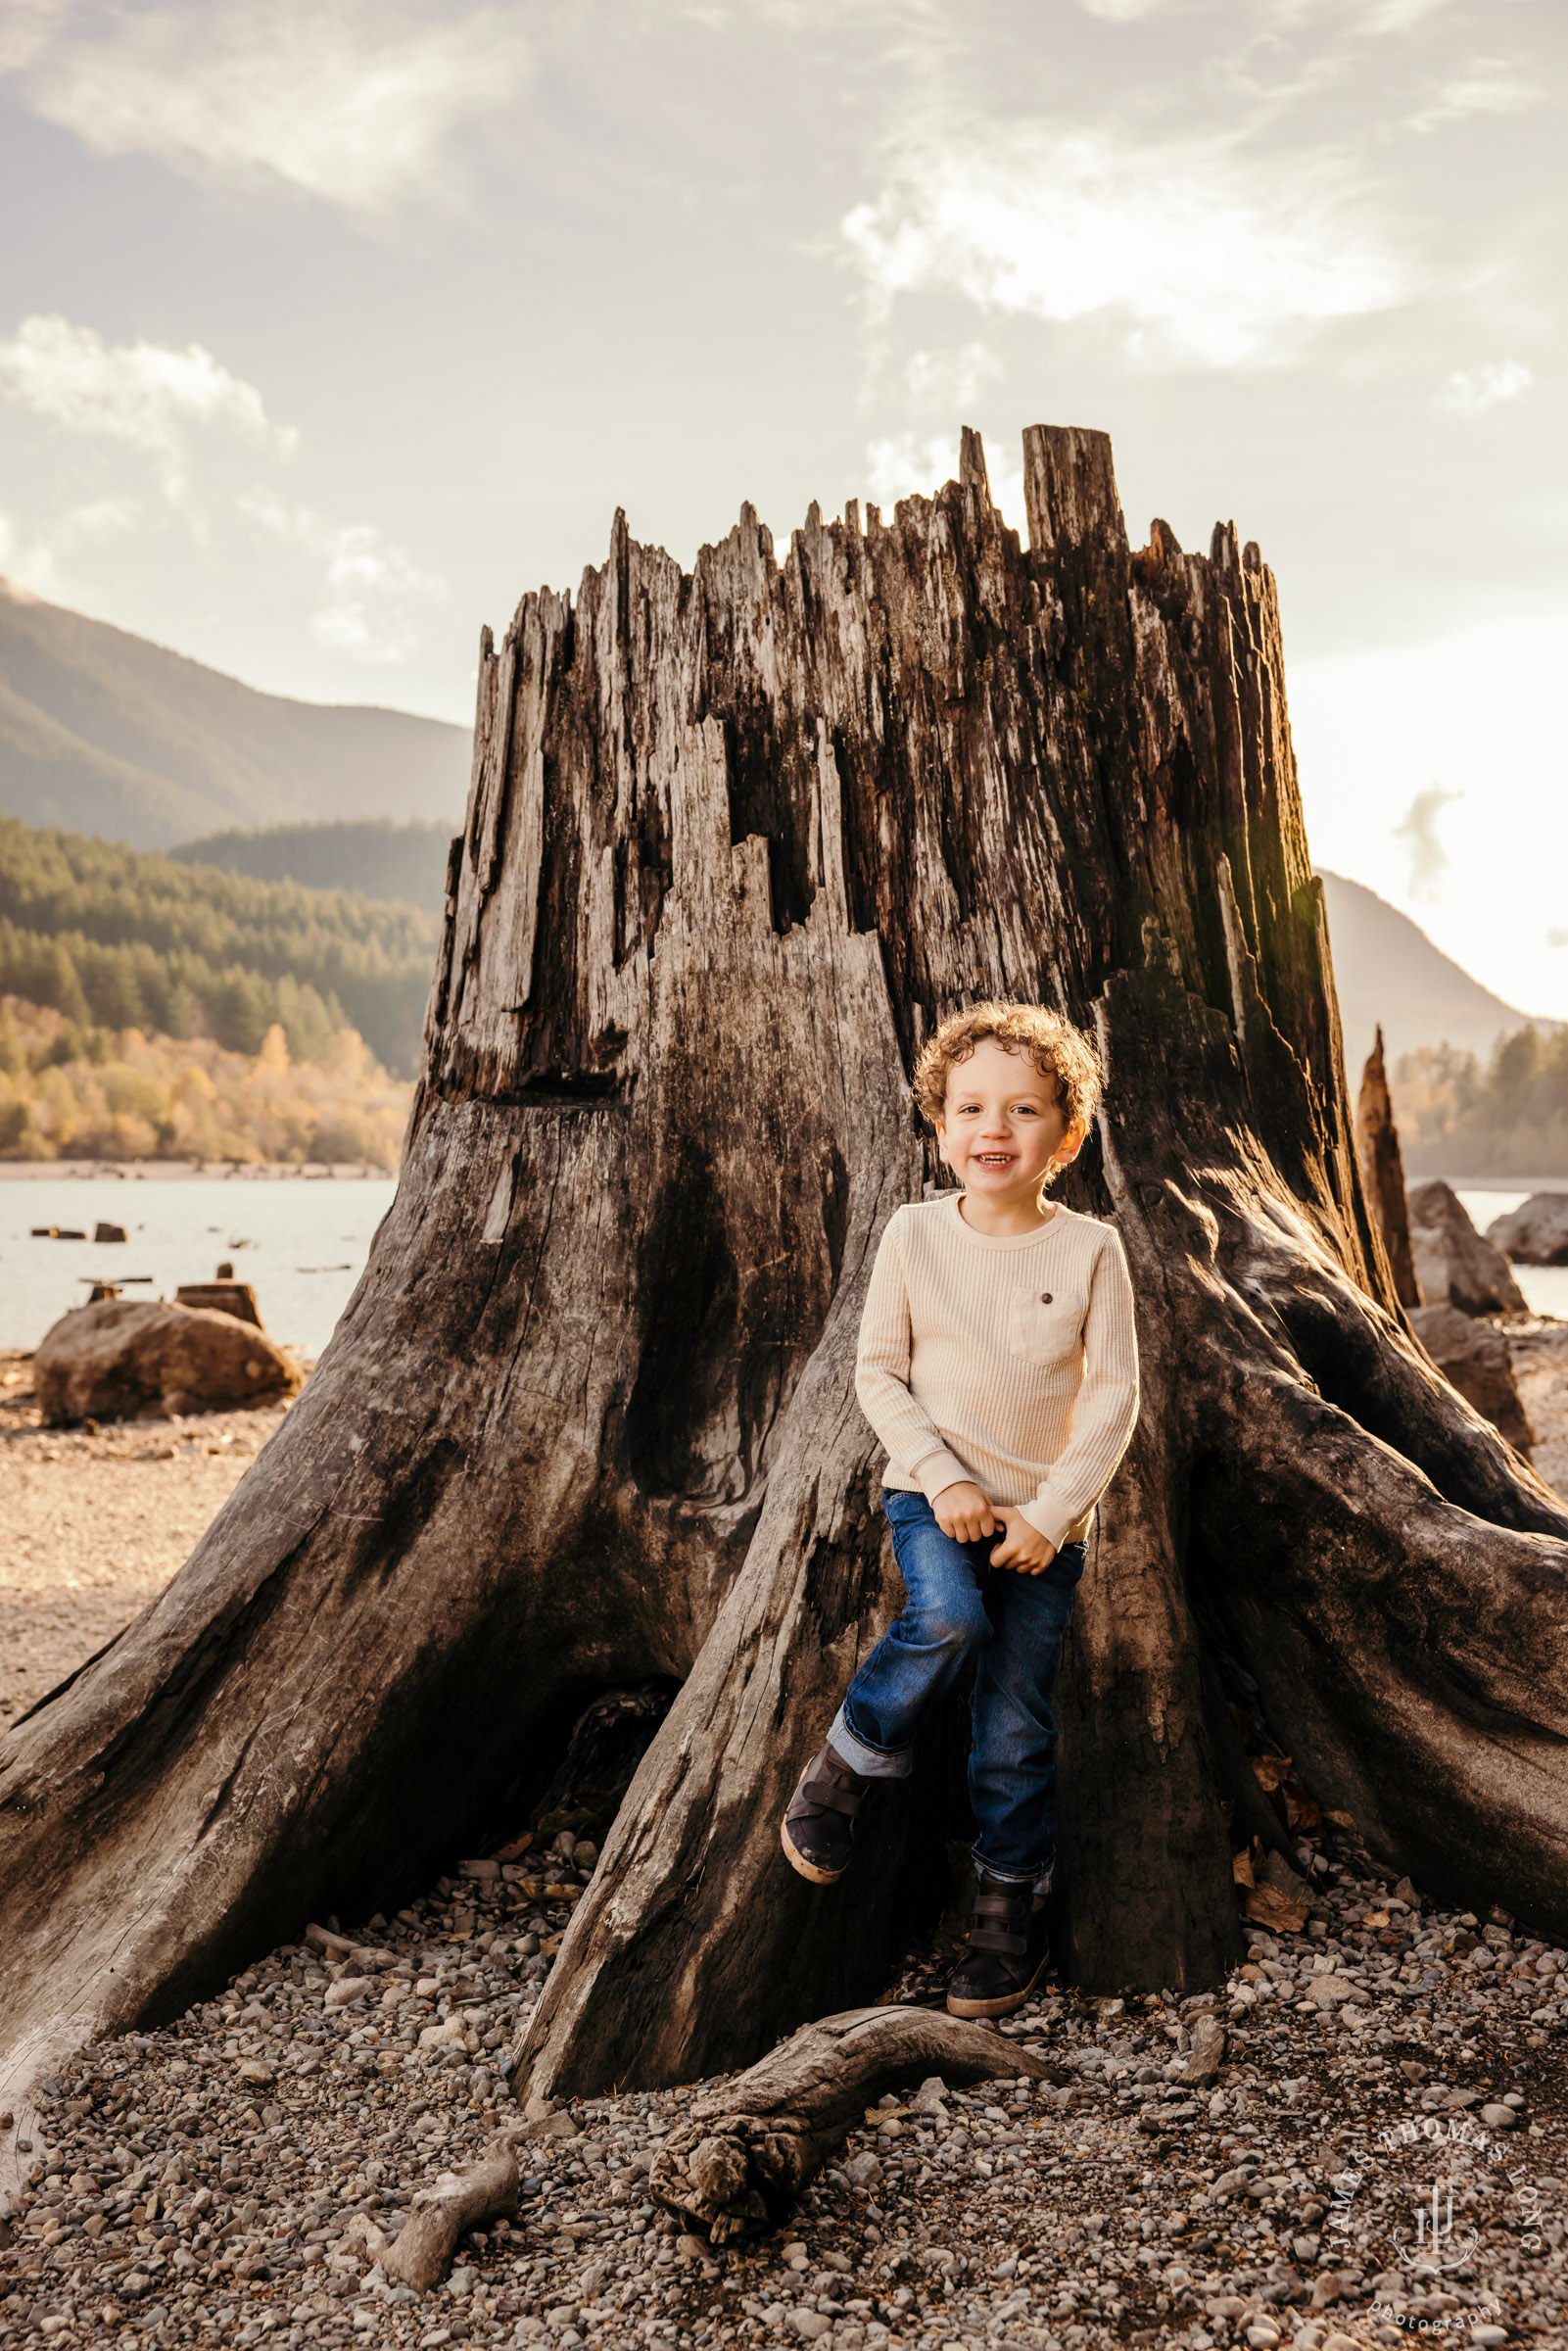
[381, 2136, 520, 2293]
[646, 2005, 1053, 2244]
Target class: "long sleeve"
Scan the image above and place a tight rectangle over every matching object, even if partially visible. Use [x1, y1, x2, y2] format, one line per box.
[855, 1218, 973, 1504]
[1018, 1229, 1140, 1550]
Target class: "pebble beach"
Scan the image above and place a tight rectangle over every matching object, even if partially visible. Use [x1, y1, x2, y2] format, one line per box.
[4, 1342, 1568, 2351]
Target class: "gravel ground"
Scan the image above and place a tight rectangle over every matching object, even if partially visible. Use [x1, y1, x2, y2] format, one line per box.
[3, 1860, 1566, 2351]
[0, 1350, 295, 1726]
[3, 1342, 1567, 2351]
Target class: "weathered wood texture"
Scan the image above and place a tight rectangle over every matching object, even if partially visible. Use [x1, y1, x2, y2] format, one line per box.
[381, 2137, 519, 2292]
[1357, 1026, 1422, 1307]
[646, 2006, 1051, 2243]
[3, 425, 1567, 2183]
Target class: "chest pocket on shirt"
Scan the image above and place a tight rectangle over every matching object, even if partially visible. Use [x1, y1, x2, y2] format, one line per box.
[1006, 1287, 1085, 1368]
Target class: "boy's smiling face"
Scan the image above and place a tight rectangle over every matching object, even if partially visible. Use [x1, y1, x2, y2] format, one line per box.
[935, 1036, 1085, 1214]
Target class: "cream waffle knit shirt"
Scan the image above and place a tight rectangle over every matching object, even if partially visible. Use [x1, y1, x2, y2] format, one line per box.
[855, 1193, 1140, 1552]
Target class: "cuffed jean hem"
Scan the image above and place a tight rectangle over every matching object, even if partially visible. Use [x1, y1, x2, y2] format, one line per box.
[973, 1844, 1055, 1893]
[828, 1703, 914, 1782]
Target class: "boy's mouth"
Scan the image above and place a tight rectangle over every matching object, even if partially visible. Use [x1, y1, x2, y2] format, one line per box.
[974, 1153, 1016, 1169]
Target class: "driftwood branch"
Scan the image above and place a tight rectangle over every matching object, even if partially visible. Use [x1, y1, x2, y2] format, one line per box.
[381, 2136, 519, 2293]
[646, 2005, 1051, 2243]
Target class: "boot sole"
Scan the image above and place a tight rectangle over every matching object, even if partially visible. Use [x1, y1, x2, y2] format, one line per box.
[945, 1943, 1053, 2019]
[779, 1815, 847, 1886]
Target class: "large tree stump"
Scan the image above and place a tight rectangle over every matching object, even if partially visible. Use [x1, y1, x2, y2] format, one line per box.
[3, 425, 1567, 2183]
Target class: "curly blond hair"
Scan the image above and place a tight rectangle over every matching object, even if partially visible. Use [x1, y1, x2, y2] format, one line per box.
[913, 1001, 1102, 1136]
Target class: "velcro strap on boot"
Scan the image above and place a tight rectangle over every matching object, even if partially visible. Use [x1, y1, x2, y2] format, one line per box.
[798, 1770, 863, 1818]
[968, 1921, 1028, 1957]
[968, 1886, 1029, 1958]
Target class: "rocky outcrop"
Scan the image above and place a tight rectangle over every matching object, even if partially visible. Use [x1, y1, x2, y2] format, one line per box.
[1488, 1193, 1568, 1268]
[1408, 1180, 1527, 1316]
[34, 1299, 301, 1424]
[1409, 1304, 1534, 1454]
[1357, 1027, 1421, 1307]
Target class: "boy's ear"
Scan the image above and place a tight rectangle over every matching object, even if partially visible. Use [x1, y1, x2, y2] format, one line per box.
[1055, 1119, 1088, 1167]
[933, 1118, 954, 1170]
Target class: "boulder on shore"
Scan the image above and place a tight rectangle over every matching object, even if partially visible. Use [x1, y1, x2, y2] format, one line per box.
[34, 1298, 302, 1425]
[1407, 1180, 1527, 1316]
[1487, 1191, 1568, 1268]
[1408, 1303, 1534, 1454]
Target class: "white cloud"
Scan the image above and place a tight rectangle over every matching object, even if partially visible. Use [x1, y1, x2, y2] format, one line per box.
[1408, 64, 1542, 133]
[0, 313, 294, 492]
[59, 496, 140, 541]
[1350, 0, 1458, 33]
[0, 0, 66, 76]
[1393, 784, 1460, 902]
[840, 123, 1402, 367]
[1435, 359, 1532, 417]
[240, 494, 448, 665]
[865, 432, 962, 514]
[0, 509, 66, 600]
[863, 429, 1025, 534]
[902, 343, 1000, 408]
[1290, 616, 1568, 1022]
[8, 0, 530, 213]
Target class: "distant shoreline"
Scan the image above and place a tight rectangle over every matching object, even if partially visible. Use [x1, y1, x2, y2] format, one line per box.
[0, 1161, 397, 1181]
[3, 1161, 1559, 1194]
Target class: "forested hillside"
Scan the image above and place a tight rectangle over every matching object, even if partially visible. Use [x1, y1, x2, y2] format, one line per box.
[0, 815, 440, 1076]
[0, 996, 407, 1165]
[172, 817, 452, 913]
[0, 578, 466, 847]
[1393, 1023, 1568, 1176]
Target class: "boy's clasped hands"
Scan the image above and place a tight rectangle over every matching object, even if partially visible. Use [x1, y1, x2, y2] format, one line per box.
[932, 1479, 1058, 1574]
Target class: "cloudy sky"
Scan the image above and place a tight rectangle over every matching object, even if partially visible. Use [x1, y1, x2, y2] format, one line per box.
[1, 0, 1564, 1017]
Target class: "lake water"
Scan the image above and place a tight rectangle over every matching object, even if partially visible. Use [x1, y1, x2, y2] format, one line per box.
[1, 1173, 399, 1357]
[2, 1171, 1562, 1361]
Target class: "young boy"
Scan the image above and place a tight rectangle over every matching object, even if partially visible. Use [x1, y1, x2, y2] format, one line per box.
[781, 1002, 1140, 2017]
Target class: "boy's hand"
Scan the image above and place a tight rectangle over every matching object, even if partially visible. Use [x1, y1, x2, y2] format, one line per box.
[932, 1481, 996, 1542]
[989, 1508, 1058, 1575]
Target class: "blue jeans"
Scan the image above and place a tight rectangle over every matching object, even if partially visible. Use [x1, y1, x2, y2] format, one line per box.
[829, 1489, 1085, 1885]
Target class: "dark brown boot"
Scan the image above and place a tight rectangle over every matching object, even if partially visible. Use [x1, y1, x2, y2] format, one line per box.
[780, 1743, 870, 1885]
[945, 1869, 1053, 2017]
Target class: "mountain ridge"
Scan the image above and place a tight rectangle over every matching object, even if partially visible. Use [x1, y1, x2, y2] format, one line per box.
[0, 578, 468, 847]
[1317, 870, 1552, 1078]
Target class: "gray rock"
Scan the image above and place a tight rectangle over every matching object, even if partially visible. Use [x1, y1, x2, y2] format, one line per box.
[1488, 1190, 1568, 1266]
[1181, 2014, 1228, 2085]
[1408, 1304, 1535, 1451]
[32, 1297, 302, 1424]
[1408, 1181, 1527, 1316]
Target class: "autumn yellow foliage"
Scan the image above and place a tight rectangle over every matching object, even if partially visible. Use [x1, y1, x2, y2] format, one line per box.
[0, 995, 410, 1166]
